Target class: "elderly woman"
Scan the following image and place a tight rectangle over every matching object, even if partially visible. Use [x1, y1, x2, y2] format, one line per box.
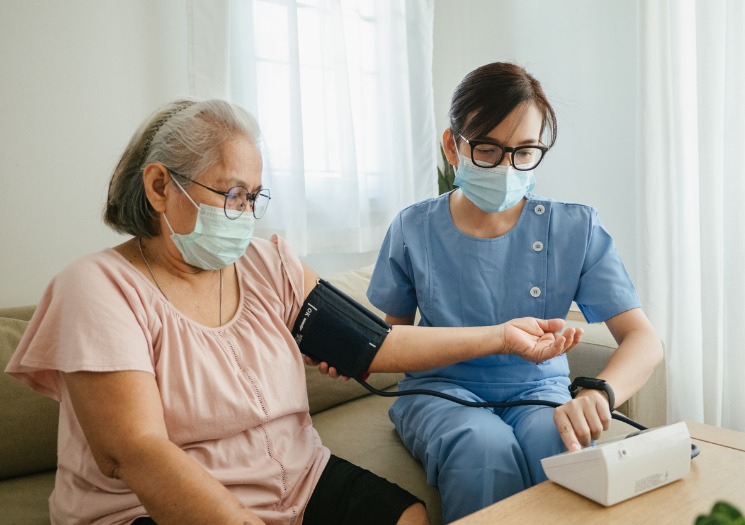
[5, 99, 581, 525]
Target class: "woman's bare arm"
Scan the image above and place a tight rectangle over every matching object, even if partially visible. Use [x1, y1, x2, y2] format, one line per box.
[62, 370, 266, 525]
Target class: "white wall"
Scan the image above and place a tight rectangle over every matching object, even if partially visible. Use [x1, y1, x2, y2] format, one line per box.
[0, 0, 638, 308]
[432, 0, 639, 282]
[0, 1, 190, 307]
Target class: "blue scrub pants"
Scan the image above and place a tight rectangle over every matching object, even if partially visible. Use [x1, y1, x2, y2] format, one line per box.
[389, 380, 570, 524]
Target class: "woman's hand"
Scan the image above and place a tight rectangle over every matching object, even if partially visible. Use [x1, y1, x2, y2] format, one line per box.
[302, 355, 350, 381]
[553, 390, 612, 451]
[502, 318, 583, 363]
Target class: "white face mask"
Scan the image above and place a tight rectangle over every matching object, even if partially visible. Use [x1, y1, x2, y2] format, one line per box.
[453, 154, 536, 213]
[164, 178, 254, 270]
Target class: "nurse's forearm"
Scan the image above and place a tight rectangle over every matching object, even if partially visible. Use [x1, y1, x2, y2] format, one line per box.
[368, 324, 504, 372]
[596, 333, 662, 406]
[598, 311, 664, 406]
[368, 318, 580, 373]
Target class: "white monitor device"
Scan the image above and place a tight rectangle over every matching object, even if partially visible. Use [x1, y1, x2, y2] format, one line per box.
[540, 421, 692, 506]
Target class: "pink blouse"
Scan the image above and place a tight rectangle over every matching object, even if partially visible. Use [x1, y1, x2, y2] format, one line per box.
[6, 235, 329, 524]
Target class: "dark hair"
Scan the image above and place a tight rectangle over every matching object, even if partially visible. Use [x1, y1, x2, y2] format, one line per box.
[449, 62, 557, 148]
[104, 98, 261, 238]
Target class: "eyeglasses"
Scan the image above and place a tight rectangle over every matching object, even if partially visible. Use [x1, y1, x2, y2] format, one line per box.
[459, 135, 548, 171]
[167, 169, 271, 220]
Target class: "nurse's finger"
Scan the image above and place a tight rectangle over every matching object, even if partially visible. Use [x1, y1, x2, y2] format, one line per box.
[554, 409, 582, 452]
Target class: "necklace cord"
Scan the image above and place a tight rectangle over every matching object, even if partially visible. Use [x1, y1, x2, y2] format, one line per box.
[137, 237, 223, 325]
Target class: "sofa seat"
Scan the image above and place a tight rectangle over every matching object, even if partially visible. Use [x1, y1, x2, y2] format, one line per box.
[312, 385, 443, 521]
[0, 472, 55, 525]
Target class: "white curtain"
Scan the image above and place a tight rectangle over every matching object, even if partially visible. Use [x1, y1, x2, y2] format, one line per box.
[186, 0, 436, 255]
[638, 0, 745, 431]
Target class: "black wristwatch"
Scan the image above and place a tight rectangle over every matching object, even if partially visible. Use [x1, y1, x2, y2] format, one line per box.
[569, 377, 615, 411]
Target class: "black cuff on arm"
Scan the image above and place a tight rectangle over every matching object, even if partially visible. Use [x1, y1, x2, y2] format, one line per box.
[292, 279, 391, 379]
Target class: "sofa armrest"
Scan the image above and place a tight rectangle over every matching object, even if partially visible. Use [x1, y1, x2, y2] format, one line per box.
[0, 305, 36, 322]
[0, 313, 59, 480]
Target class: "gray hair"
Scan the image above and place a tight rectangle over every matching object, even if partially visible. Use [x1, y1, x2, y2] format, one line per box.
[104, 98, 262, 237]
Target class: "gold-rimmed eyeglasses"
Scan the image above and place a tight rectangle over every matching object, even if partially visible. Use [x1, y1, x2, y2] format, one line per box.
[167, 169, 271, 220]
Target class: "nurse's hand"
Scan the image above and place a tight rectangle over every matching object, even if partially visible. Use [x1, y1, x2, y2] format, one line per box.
[502, 318, 583, 363]
[553, 390, 612, 451]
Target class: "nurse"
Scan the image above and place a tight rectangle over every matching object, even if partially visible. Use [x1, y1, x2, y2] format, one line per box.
[366, 62, 663, 523]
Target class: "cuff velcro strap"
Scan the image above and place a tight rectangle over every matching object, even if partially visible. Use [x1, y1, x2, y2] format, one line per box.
[292, 279, 391, 379]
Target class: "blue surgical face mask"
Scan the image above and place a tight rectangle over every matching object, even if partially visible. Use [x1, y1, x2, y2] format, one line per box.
[453, 154, 536, 213]
[164, 178, 255, 270]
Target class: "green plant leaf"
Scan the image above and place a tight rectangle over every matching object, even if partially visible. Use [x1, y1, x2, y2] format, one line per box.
[437, 144, 456, 195]
[695, 501, 745, 524]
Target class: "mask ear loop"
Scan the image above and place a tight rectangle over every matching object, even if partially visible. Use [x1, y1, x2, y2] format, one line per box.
[170, 174, 200, 208]
[451, 130, 462, 169]
[162, 212, 178, 237]
[162, 172, 201, 235]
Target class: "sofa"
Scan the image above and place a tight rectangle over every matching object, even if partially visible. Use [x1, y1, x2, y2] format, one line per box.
[0, 265, 663, 525]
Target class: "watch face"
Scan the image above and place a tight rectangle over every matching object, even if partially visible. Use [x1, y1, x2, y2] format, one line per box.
[576, 377, 605, 387]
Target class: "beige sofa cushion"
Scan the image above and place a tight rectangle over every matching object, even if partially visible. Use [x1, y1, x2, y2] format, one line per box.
[305, 366, 403, 414]
[323, 265, 377, 312]
[312, 390, 443, 525]
[0, 471, 56, 525]
[305, 265, 404, 414]
[0, 316, 59, 480]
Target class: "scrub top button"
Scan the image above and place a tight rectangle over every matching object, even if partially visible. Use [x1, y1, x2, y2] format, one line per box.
[530, 286, 542, 298]
[532, 241, 544, 252]
[534, 204, 545, 215]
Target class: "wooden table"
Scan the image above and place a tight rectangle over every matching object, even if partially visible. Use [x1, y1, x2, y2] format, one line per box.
[451, 421, 745, 525]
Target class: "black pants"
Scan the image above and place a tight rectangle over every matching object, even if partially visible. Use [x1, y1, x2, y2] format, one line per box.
[131, 454, 423, 525]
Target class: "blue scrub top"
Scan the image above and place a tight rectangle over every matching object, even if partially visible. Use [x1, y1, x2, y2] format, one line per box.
[367, 192, 640, 388]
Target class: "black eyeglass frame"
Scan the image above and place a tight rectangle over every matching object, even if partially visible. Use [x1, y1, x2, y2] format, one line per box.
[459, 135, 549, 171]
[167, 169, 271, 220]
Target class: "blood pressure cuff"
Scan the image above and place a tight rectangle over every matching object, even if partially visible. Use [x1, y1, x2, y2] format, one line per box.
[292, 279, 391, 379]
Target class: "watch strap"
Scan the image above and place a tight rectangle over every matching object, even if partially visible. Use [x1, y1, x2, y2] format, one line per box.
[569, 377, 615, 411]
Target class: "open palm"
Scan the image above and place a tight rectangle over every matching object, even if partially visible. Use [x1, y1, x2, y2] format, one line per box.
[503, 318, 582, 363]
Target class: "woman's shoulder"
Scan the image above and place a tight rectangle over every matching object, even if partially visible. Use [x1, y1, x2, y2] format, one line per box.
[41, 248, 159, 321]
[53, 248, 136, 288]
[240, 235, 303, 300]
[244, 235, 297, 266]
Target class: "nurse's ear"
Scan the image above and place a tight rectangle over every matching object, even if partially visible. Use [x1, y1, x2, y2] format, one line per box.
[442, 128, 461, 168]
